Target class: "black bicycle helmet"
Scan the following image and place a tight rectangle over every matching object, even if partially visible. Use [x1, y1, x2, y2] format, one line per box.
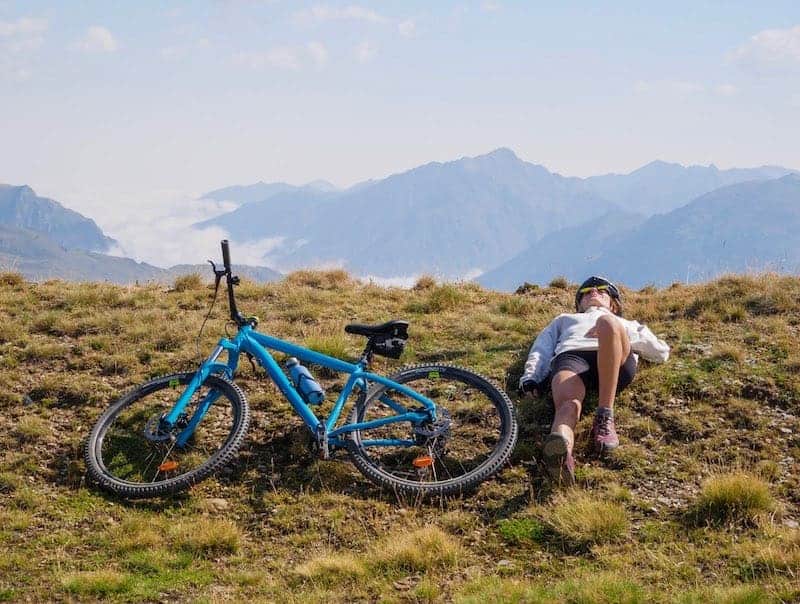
[575, 276, 621, 312]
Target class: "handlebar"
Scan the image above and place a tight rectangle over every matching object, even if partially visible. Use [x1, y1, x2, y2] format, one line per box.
[213, 240, 249, 327]
[221, 239, 232, 272]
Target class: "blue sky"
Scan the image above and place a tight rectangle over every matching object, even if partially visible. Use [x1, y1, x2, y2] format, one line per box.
[1, 1, 799, 265]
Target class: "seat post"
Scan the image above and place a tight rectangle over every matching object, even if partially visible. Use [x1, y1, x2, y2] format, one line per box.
[359, 337, 375, 367]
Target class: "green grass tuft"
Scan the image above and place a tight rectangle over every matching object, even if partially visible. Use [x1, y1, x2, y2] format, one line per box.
[61, 570, 132, 597]
[688, 472, 775, 527]
[497, 517, 548, 544]
[540, 493, 629, 548]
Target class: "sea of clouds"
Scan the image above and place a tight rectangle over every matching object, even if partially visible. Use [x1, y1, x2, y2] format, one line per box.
[56, 187, 283, 270]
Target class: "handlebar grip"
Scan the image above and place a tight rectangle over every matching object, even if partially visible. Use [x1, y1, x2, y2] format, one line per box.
[221, 240, 231, 270]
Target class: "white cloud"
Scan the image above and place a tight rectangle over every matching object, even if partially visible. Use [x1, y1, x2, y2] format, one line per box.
[0, 16, 48, 37]
[634, 79, 740, 99]
[355, 40, 376, 63]
[0, 16, 47, 53]
[297, 5, 388, 24]
[633, 79, 704, 97]
[481, 1, 501, 12]
[714, 83, 738, 97]
[161, 37, 210, 60]
[234, 47, 300, 70]
[0, 16, 47, 79]
[73, 190, 284, 268]
[733, 25, 800, 72]
[398, 19, 416, 38]
[75, 26, 119, 53]
[307, 41, 328, 67]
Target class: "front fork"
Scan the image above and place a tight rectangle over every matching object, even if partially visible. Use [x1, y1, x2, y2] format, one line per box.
[153, 341, 239, 447]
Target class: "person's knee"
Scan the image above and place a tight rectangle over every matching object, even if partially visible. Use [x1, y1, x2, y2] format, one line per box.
[596, 314, 621, 336]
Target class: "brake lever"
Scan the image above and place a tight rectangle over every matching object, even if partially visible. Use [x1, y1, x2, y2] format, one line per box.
[207, 259, 226, 278]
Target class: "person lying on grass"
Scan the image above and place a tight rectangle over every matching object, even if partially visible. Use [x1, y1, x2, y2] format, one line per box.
[518, 276, 670, 486]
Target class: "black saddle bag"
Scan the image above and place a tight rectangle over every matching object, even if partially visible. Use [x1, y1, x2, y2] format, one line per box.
[372, 334, 407, 359]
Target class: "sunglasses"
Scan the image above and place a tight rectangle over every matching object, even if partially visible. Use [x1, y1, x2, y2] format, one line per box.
[578, 285, 611, 295]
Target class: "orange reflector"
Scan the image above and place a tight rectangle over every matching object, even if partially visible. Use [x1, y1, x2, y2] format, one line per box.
[158, 461, 179, 472]
[412, 455, 434, 468]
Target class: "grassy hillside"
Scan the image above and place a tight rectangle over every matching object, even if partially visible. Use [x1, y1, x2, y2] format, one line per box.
[0, 270, 798, 603]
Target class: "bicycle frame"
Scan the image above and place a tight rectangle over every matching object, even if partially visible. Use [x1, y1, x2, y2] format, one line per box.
[162, 324, 438, 451]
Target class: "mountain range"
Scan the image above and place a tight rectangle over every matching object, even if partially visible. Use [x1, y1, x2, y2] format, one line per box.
[3, 149, 798, 288]
[198, 149, 798, 287]
[479, 175, 800, 289]
[198, 148, 620, 277]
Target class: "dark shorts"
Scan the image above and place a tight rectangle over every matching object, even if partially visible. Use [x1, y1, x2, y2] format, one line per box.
[551, 350, 637, 393]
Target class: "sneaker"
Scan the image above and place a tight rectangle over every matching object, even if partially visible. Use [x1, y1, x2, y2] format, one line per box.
[541, 433, 575, 487]
[591, 412, 619, 454]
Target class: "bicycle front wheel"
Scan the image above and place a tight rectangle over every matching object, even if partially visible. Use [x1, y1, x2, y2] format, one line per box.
[85, 372, 250, 499]
[347, 364, 517, 497]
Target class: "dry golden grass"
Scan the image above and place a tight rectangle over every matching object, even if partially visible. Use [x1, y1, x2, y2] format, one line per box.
[369, 526, 462, 573]
[294, 553, 367, 585]
[172, 272, 204, 292]
[283, 269, 352, 290]
[1, 272, 799, 602]
[172, 517, 242, 556]
[413, 274, 437, 290]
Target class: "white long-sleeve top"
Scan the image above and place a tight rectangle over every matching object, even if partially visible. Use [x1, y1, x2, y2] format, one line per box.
[519, 306, 670, 388]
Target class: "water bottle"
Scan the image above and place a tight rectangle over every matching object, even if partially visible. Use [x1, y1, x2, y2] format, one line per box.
[285, 357, 325, 405]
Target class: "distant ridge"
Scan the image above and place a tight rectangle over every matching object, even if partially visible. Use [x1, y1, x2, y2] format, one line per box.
[584, 160, 797, 215]
[0, 184, 115, 252]
[481, 174, 800, 289]
[201, 180, 338, 206]
[0, 224, 282, 284]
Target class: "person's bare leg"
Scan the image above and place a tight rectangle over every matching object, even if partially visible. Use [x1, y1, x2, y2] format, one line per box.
[595, 314, 631, 411]
[544, 370, 585, 485]
[550, 370, 586, 452]
[592, 314, 632, 453]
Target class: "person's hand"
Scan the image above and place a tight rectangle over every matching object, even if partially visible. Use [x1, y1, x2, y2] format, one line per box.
[518, 379, 540, 398]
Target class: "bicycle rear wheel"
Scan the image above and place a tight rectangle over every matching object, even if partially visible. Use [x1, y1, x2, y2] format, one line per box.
[85, 372, 249, 499]
[347, 364, 517, 497]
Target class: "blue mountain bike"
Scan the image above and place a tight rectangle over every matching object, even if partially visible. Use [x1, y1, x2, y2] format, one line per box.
[84, 241, 517, 499]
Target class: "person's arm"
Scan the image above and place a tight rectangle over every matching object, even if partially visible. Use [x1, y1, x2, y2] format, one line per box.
[625, 319, 670, 363]
[519, 317, 560, 391]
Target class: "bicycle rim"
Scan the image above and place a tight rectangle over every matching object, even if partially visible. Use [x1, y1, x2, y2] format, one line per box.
[348, 364, 516, 496]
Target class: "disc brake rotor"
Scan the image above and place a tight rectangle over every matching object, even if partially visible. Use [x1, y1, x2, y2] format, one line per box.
[143, 414, 174, 443]
[413, 408, 452, 450]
